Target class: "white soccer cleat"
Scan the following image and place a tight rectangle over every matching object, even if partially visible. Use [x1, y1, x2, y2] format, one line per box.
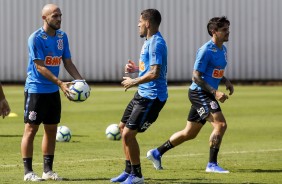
[24, 172, 45, 181]
[146, 149, 163, 170]
[42, 171, 63, 180]
[205, 162, 230, 173]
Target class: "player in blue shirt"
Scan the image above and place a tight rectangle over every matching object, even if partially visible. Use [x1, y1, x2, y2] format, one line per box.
[21, 4, 84, 181]
[111, 9, 167, 184]
[147, 16, 234, 173]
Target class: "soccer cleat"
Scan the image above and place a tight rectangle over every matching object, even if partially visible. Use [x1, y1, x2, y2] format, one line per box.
[205, 162, 230, 173]
[24, 172, 45, 181]
[42, 171, 63, 180]
[121, 174, 144, 184]
[146, 149, 163, 170]
[110, 171, 130, 182]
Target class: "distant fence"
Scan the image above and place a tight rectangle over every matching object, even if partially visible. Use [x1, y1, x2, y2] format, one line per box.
[0, 0, 281, 82]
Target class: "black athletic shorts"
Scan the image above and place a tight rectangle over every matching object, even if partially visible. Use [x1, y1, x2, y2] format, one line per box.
[187, 88, 221, 125]
[121, 91, 166, 132]
[24, 90, 61, 125]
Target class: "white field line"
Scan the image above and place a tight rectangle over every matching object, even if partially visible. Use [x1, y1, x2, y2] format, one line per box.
[1, 148, 281, 168]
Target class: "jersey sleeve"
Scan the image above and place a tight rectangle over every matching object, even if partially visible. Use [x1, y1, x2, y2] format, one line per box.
[194, 47, 210, 73]
[63, 33, 71, 59]
[28, 35, 45, 61]
[149, 38, 164, 66]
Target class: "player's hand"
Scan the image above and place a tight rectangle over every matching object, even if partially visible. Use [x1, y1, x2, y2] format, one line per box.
[0, 98, 11, 119]
[121, 77, 139, 91]
[59, 81, 75, 100]
[225, 81, 234, 95]
[215, 91, 229, 103]
[125, 60, 138, 73]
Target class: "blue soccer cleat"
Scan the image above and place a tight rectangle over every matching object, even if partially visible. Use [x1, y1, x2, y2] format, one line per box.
[146, 149, 163, 170]
[205, 162, 230, 173]
[121, 174, 144, 184]
[110, 171, 130, 182]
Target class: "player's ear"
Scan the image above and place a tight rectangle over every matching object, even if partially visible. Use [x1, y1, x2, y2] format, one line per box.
[42, 15, 46, 20]
[145, 21, 150, 28]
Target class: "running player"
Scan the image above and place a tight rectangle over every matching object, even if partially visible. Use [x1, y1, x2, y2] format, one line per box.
[147, 16, 234, 173]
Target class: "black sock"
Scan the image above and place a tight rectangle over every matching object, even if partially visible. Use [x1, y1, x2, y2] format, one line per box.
[124, 160, 131, 173]
[43, 155, 54, 173]
[209, 148, 219, 163]
[131, 164, 142, 178]
[23, 157, 33, 175]
[157, 140, 174, 155]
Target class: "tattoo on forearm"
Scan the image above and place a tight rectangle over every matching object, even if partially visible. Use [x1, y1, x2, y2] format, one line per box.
[210, 134, 222, 149]
[193, 73, 216, 94]
[150, 65, 160, 76]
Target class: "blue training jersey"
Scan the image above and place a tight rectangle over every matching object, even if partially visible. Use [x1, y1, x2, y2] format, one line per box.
[138, 32, 168, 101]
[190, 40, 228, 90]
[25, 27, 71, 93]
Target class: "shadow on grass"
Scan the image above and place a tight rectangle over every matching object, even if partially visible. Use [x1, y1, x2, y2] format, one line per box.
[63, 177, 109, 181]
[146, 178, 264, 184]
[239, 169, 282, 173]
[0, 135, 22, 137]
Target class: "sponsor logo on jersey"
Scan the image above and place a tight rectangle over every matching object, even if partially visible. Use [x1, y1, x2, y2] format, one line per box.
[57, 33, 63, 38]
[57, 39, 63, 50]
[211, 47, 217, 52]
[45, 56, 62, 66]
[41, 34, 48, 39]
[212, 69, 224, 78]
[139, 61, 145, 71]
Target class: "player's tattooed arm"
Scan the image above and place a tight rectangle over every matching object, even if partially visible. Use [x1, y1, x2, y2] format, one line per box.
[192, 70, 216, 95]
[222, 76, 234, 95]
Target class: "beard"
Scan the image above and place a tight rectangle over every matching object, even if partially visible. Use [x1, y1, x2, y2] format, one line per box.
[46, 20, 60, 30]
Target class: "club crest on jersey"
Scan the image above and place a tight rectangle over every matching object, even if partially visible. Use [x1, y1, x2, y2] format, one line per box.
[29, 111, 37, 121]
[210, 101, 218, 109]
[57, 39, 63, 50]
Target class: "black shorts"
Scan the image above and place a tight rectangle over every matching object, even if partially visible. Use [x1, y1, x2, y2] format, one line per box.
[24, 91, 61, 125]
[121, 92, 166, 132]
[187, 89, 221, 125]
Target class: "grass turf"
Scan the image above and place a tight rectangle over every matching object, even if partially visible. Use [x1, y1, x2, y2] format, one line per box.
[0, 85, 281, 183]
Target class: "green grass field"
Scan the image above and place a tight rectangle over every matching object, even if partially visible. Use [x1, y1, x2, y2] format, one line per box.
[0, 85, 281, 184]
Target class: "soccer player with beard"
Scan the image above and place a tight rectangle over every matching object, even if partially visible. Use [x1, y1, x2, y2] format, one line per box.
[147, 16, 234, 173]
[111, 9, 168, 184]
[21, 4, 84, 181]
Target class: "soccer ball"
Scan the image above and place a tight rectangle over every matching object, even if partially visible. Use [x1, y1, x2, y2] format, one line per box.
[69, 80, 91, 102]
[105, 124, 121, 140]
[56, 126, 72, 142]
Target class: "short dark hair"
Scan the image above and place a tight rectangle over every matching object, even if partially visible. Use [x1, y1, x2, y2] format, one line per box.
[207, 16, 230, 36]
[141, 9, 162, 27]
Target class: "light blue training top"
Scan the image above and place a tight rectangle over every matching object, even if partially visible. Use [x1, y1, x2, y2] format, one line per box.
[25, 27, 71, 93]
[138, 32, 168, 101]
[190, 40, 228, 91]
